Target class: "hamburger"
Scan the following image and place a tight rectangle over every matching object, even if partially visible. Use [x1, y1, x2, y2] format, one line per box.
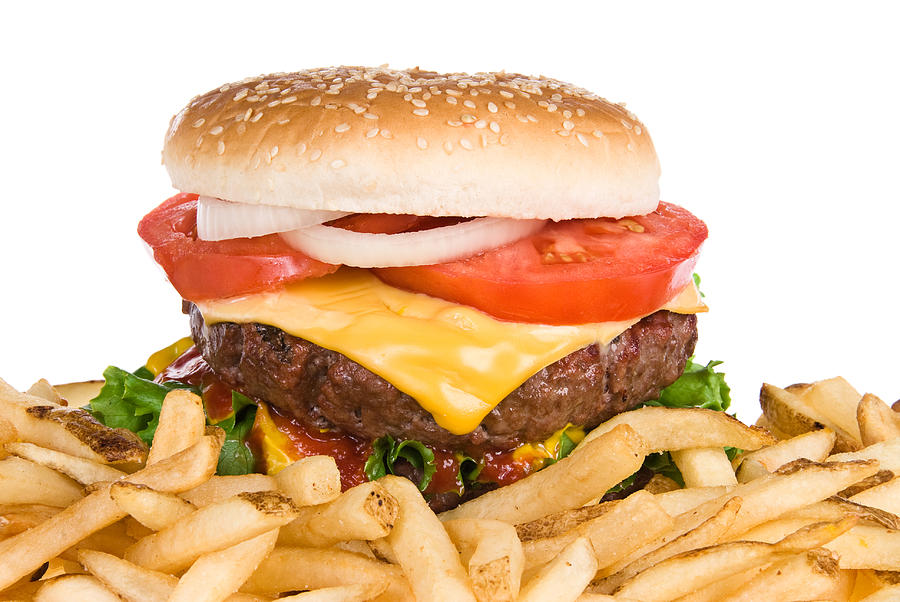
[131, 66, 711, 511]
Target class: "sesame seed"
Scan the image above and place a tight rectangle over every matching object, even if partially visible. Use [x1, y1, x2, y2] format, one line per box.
[192, 118, 205, 128]
[443, 140, 453, 153]
[563, 110, 572, 119]
[243, 108, 253, 121]
[417, 137, 428, 150]
[446, 89, 462, 97]
[563, 120, 575, 130]
[489, 121, 500, 133]
[592, 130, 604, 138]
[446, 96, 458, 105]
[195, 135, 203, 148]
[297, 143, 307, 155]
[381, 129, 393, 139]
[247, 95, 260, 103]
[217, 141, 225, 155]
[463, 100, 476, 109]
[268, 99, 281, 108]
[504, 101, 516, 109]
[335, 123, 350, 133]
[556, 130, 570, 137]
[310, 96, 322, 106]
[411, 99, 427, 108]
[209, 125, 224, 135]
[324, 104, 338, 110]
[423, 92, 432, 100]
[366, 128, 379, 138]
[366, 92, 377, 100]
[233, 89, 248, 101]
[250, 112, 263, 123]
[403, 93, 413, 101]
[276, 119, 289, 126]
[309, 149, 322, 161]
[526, 114, 538, 122]
[635, 125, 642, 135]
[363, 113, 378, 120]
[270, 145, 279, 158]
[576, 108, 585, 117]
[621, 119, 633, 129]
[447, 120, 462, 127]
[461, 114, 476, 123]
[237, 123, 247, 134]
[487, 102, 498, 113]
[282, 96, 297, 104]
[538, 100, 549, 108]
[576, 133, 589, 147]
[499, 90, 514, 99]
[412, 108, 429, 116]
[474, 119, 487, 129]
[547, 103, 558, 112]
[331, 159, 346, 169]
[459, 138, 474, 150]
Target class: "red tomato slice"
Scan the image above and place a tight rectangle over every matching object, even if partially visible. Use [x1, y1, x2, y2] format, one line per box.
[374, 202, 707, 325]
[138, 193, 338, 301]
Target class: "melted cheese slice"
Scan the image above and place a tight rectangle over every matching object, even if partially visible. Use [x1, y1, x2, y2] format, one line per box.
[197, 268, 706, 435]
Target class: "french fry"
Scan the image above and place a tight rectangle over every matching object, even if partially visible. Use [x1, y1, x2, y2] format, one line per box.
[522, 490, 672, 575]
[181, 473, 278, 506]
[838, 469, 895, 498]
[760, 382, 861, 452]
[273, 583, 389, 601]
[443, 518, 524, 602]
[34, 574, 122, 601]
[125, 491, 298, 573]
[0, 433, 219, 590]
[850, 476, 900, 515]
[50, 380, 104, 408]
[0, 456, 83, 506]
[146, 389, 206, 465]
[241, 546, 413, 601]
[858, 393, 900, 446]
[79, 549, 178, 602]
[671, 447, 737, 487]
[654, 486, 731, 517]
[791, 376, 863, 442]
[669, 561, 770, 602]
[734, 428, 836, 482]
[278, 481, 398, 547]
[0, 504, 60, 538]
[824, 524, 900, 570]
[0, 415, 17, 460]
[829, 437, 900, 473]
[169, 529, 278, 602]
[722, 548, 847, 601]
[576, 406, 774, 455]
[274, 455, 341, 507]
[379, 475, 476, 601]
[0, 377, 147, 465]
[515, 501, 614, 542]
[518, 537, 596, 602]
[5, 441, 127, 485]
[109, 481, 196, 531]
[860, 585, 900, 602]
[441, 425, 647, 524]
[642, 473, 680, 494]
[26, 379, 65, 405]
[781, 497, 900, 530]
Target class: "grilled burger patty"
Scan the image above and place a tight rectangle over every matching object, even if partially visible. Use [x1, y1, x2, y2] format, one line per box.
[189, 305, 697, 454]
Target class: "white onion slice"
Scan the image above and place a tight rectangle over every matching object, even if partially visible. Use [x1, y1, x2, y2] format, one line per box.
[197, 196, 348, 241]
[280, 217, 547, 267]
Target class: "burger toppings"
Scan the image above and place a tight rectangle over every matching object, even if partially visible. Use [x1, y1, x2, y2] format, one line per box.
[196, 195, 348, 241]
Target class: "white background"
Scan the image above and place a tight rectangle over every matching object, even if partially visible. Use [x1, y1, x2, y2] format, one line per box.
[1, 2, 898, 422]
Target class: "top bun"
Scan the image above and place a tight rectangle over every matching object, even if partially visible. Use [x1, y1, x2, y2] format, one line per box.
[163, 67, 660, 220]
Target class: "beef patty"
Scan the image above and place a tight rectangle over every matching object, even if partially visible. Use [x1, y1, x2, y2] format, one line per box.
[189, 305, 697, 454]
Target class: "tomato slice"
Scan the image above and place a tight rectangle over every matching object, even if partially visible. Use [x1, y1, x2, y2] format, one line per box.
[138, 193, 338, 301]
[374, 202, 707, 325]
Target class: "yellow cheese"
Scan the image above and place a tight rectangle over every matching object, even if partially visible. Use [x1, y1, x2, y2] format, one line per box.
[197, 268, 705, 436]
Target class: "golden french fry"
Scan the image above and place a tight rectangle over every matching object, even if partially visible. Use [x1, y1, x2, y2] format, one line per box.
[79, 548, 178, 602]
[860, 585, 900, 602]
[34, 574, 122, 602]
[5, 441, 127, 485]
[274, 455, 341, 507]
[858, 393, 900, 446]
[442, 425, 646, 524]
[0, 433, 219, 590]
[146, 389, 206, 465]
[169, 529, 278, 602]
[734, 428, 836, 482]
[443, 518, 524, 602]
[241, 546, 413, 601]
[109, 481, 196, 531]
[0, 377, 147, 465]
[830, 437, 900, 473]
[0, 456, 83, 506]
[515, 502, 614, 542]
[51, 380, 104, 408]
[181, 473, 278, 506]
[760, 382, 861, 452]
[0, 416, 18, 460]
[825, 524, 900, 570]
[576, 406, 774, 455]
[26, 379, 65, 405]
[710, 549, 847, 602]
[125, 491, 297, 573]
[518, 536, 596, 602]
[523, 490, 672, 576]
[642, 473, 680, 494]
[278, 481, 398, 547]
[671, 447, 737, 487]
[793, 377, 863, 443]
[838, 469, 895, 498]
[654, 486, 730, 517]
[273, 583, 390, 601]
[781, 497, 900, 530]
[378, 475, 476, 601]
[0, 504, 60, 538]
[850, 476, 900, 515]
[593, 496, 742, 594]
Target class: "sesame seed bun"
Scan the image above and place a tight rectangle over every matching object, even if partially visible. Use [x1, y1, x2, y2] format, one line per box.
[163, 67, 660, 220]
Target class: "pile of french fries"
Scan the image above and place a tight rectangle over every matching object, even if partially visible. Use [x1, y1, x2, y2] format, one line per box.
[1, 374, 900, 601]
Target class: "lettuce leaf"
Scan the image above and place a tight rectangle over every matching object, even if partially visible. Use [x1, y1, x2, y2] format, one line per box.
[646, 358, 732, 412]
[364, 435, 436, 491]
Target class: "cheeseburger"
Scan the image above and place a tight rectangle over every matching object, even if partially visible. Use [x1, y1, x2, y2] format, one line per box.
[136, 67, 708, 510]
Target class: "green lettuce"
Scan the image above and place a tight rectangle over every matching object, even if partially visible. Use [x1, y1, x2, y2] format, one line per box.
[364, 435, 437, 491]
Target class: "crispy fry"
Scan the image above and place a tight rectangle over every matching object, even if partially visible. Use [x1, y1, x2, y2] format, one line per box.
[0, 377, 147, 465]
[34, 574, 122, 601]
[0, 504, 60, 538]
[850, 476, 900, 515]
[654, 486, 731, 517]
[169, 529, 278, 602]
[838, 469, 895, 498]
[274, 583, 390, 601]
[241, 546, 413, 601]
[5, 441, 127, 485]
[860, 585, 900, 602]
[792, 377, 863, 442]
[830, 437, 900, 473]
[444, 518, 524, 602]
[858, 393, 900, 446]
[274, 455, 341, 507]
[825, 524, 900, 570]
[671, 447, 737, 487]
[181, 473, 278, 507]
[518, 537, 596, 602]
[576, 406, 774, 454]
[760, 382, 861, 452]
[515, 502, 614, 542]
[0, 415, 17, 460]
[734, 428, 836, 482]
[109, 481, 196, 531]
[146, 389, 206, 465]
[79, 549, 177, 602]
[441, 425, 646, 524]
[125, 491, 297, 573]
[51, 381, 104, 408]
[0, 455, 83, 507]
[717, 549, 847, 602]
[379, 475, 476, 601]
[26, 379, 65, 405]
[279, 481, 398, 547]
